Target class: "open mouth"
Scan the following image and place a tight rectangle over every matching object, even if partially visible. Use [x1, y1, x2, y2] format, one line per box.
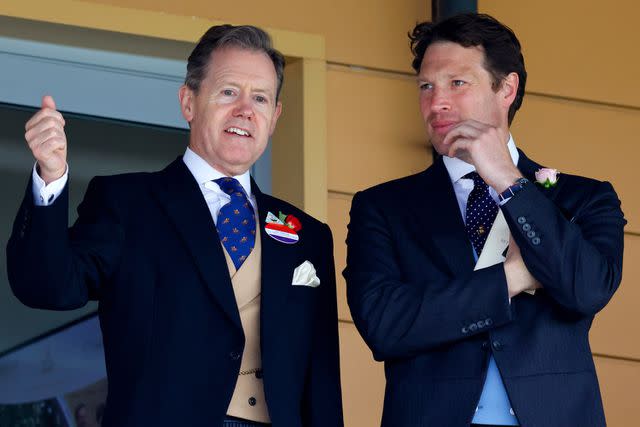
[225, 127, 252, 137]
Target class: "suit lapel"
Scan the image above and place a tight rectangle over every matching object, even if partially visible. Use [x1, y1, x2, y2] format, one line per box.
[412, 159, 475, 277]
[151, 158, 242, 330]
[252, 179, 298, 346]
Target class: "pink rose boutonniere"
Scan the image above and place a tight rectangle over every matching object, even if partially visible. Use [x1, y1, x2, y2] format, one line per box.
[535, 168, 559, 188]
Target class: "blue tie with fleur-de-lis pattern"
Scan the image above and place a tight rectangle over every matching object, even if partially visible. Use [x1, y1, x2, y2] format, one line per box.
[214, 177, 256, 269]
[464, 172, 499, 257]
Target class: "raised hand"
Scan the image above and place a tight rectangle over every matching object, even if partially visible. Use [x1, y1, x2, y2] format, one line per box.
[24, 95, 67, 184]
[442, 119, 521, 193]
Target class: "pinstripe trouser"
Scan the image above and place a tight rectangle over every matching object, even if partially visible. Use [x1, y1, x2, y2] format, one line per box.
[223, 415, 271, 426]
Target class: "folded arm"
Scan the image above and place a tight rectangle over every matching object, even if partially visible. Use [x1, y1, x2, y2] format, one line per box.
[344, 191, 513, 361]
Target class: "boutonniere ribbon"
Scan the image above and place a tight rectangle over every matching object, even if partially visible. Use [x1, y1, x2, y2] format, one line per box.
[265, 211, 302, 244]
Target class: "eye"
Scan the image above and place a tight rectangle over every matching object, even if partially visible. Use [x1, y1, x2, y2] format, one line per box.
[255, 95, 268, 104]
[452, 80, 466, 87]
[222, 89, 235, 96]
[419, 82, 433, 91]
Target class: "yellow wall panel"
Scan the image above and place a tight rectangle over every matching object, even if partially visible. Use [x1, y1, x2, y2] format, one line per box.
[594, 356, 640, 426]
[84, 0, 429, 72]
[328, 192, 353, 322]
[327, 67, 431, 194]
[479, 0, 640, 108]
[511, 95, 639, 231]
[339, 322, 385, 427]
[591, 234, 640, 360]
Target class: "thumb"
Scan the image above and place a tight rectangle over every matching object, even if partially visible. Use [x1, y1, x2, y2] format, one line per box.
[42, 95, 57, 110]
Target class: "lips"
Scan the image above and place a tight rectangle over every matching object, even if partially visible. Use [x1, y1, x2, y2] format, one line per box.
[430, 120, 457, 135]
[225, 126, 252, 137]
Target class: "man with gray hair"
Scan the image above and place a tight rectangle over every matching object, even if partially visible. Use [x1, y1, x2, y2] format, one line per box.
[7, 25, 343, 427]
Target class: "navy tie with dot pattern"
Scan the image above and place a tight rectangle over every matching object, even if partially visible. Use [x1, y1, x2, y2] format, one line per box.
[214, 177, 256, 269]
[464, 172, 499, 257]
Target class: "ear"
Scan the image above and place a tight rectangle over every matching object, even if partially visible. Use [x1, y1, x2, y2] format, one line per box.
[500, 72, 519, 109]
[268, 101, 283, 136]
[178, 85, 195, 122]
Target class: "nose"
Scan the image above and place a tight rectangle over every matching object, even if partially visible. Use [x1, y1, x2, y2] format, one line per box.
[429, 87, 450, 113]
[232, 96, 254, 119]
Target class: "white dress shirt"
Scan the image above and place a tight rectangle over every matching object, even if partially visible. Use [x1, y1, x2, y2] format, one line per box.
[182, 147, 257, 225]
[31, 148, 257, 227]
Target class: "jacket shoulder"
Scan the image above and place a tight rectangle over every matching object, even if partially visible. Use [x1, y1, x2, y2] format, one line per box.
[356, 169, 429, 202]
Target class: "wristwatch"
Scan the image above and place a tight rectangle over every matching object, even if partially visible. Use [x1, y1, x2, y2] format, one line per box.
[498, 177, 529, 203]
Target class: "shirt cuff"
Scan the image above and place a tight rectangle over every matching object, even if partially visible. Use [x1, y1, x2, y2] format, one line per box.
[32, 163, 69, 206]
[498, 196, 512, 206]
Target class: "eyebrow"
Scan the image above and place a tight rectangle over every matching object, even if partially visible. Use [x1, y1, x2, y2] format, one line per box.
[215, 79, 275, 97]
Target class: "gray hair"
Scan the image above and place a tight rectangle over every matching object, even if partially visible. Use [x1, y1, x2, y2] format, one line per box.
[185, 25, 285, 101]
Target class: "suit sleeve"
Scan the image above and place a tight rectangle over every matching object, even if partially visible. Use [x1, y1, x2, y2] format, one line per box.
[302, 223, 344, 427]
[501, 180, 625, 315]
[7, 176, 124, 310]
[344, 191, 513, 362]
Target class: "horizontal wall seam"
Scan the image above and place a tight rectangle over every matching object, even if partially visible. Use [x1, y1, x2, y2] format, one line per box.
[327, 61, 414, 79]
[524, 91, 639, 112]
[326, 62, 639, 112]
[593, 352, 640, 364]
[329, 189, 356, 198]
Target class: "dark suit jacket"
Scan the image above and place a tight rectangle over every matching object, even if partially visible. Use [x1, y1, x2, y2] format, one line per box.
[7, 158, 343, 427]
[344, 150, 625, 427]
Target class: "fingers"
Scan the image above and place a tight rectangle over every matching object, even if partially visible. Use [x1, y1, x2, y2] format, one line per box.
[27, 123, 66, 153]
[42, 95, 56, 110]
[25, 105, 65, 134]
[442, 121, 481, 149]
[24, 96, 68, 181]
[442, 120, 488, 160]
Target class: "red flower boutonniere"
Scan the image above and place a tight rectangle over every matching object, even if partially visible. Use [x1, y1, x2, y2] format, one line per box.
[264, 211, 301, 244]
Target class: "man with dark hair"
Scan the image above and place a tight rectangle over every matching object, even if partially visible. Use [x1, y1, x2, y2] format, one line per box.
[345, 13, 624, 427]
[8, 25, 343, 427]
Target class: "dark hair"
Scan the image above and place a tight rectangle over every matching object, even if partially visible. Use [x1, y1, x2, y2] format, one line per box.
[185, 25, 285, 101]
[409, 13, 526, 125]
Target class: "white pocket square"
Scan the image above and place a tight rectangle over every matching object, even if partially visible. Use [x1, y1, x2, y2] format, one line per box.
[291, 261, 321, 288]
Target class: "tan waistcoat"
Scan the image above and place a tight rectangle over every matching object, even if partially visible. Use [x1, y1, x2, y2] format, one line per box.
[223, 228, 270, 423]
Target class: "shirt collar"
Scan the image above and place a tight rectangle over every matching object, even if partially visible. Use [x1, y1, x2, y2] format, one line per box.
[442, 134, 519, 184]
[182, 147, 253, 198]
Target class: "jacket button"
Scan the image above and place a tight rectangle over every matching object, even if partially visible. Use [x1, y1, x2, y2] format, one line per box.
[248, 397, 257, 406]
[469, 323, 478, 332]
[522, 223, 531, 232]
[517, 216, 526, 224]
[477, 320, 486, 328]
[485, 318, 493, 326]
[462, 326, 469, 334]
[229, 351, 241, 361]
[532, 237, 541, 245]
[492, 340, 503, 351]
[481, 341, 490, 351]
[527, 230, 536, 238]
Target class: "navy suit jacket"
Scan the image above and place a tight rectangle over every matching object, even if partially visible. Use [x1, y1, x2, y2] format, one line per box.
[344, 150, 625, 427]
[7, 158, 343, 427]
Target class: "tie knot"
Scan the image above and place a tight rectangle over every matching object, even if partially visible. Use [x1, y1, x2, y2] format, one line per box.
[214, 177, 247, 199]
[463, 172, 489, 192]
